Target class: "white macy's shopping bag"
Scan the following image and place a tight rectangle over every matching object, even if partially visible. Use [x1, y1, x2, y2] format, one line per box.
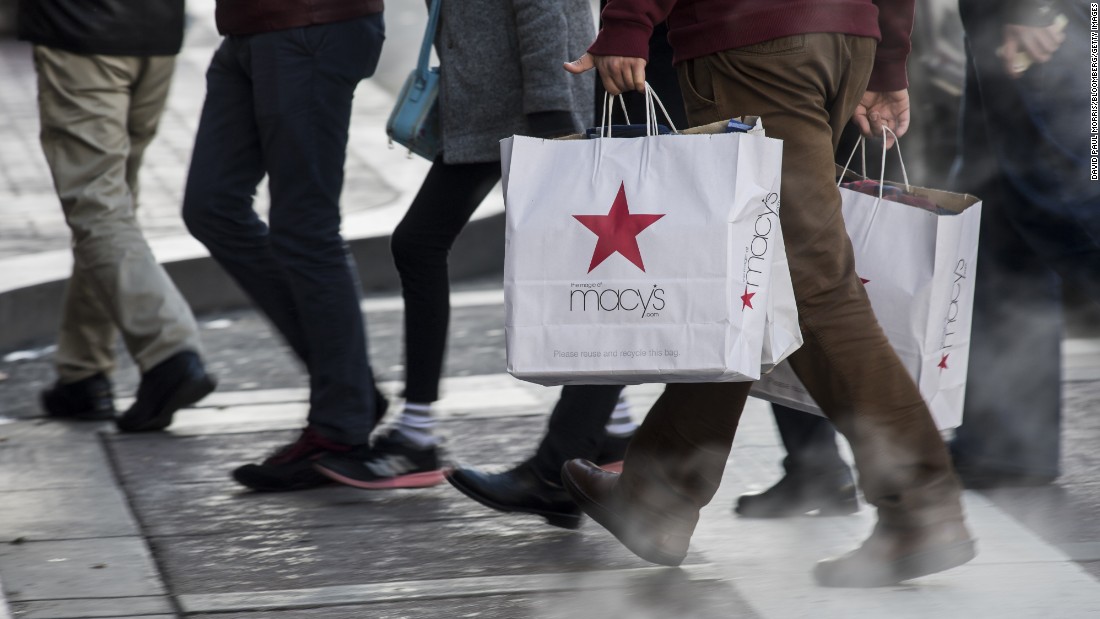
[750, 149, 982, 429]
[501, 117, 787, 386]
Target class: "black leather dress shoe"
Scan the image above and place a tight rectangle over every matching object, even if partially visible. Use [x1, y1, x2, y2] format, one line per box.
[561, 459, 691, 566]
[41, 373, 116, 421]
[116, 351, 216, 432]
[446, 462, 581, 529]
[735, 466, 858, 518]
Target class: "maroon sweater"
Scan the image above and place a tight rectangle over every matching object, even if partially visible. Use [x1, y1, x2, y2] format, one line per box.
[215, 0, 384, 36]
[589, 0, 915, 91]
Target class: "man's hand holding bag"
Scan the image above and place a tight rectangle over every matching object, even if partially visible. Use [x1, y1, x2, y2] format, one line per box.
[500, 88, 794, 386]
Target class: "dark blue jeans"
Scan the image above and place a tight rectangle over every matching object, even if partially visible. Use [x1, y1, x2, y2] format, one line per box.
[183, 15, 385, 444]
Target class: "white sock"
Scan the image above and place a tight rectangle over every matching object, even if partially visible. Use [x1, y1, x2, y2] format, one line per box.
[604, 396, 637, 437]
[395, 402, 437, 447]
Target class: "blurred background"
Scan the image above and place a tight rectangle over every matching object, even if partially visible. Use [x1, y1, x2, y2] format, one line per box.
[0, 0, 969, 172]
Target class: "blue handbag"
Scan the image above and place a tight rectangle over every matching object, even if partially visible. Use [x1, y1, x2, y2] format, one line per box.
[386, 0, 442, 160]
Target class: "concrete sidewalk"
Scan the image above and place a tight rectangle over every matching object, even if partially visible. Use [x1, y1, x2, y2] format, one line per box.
[2, 370, 1100, 617]
[1, 288, 1100, 618]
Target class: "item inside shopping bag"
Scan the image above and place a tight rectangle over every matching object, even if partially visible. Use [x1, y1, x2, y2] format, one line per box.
[584, 124, 674, 138]
[839, 179, 954, 215]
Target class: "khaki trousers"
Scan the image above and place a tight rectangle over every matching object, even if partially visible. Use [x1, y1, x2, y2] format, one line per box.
[34, 46, 201, 382]
[621, 34, 964, 530]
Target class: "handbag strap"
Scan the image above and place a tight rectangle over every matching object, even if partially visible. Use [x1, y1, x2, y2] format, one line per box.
[417, 0, 442, 81]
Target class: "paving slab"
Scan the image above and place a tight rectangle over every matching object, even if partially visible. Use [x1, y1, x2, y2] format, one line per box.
[152, 517, 691, 596]
[0, 538, 164, 602]
[1083, 562, 1100, 582]
[179, 566, 750, 617]
[6, 596, 175, 619]
[0, 418, 108, 444]
[979, 482, 1100, 545]
[185, 581, 752, 618]
[124, 479, 508, 539]
[1060, 381, 1100, 484]
[0, 485, 137, 542]
[0, 435, 117, 492]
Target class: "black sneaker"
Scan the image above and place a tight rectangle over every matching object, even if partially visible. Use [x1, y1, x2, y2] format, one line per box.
[233, 427, 359, 492]
[116, 351, 217, 432]
[313, 430, 446, 489]
[232, 390, 389, 492]
[41, 373, 117, 421]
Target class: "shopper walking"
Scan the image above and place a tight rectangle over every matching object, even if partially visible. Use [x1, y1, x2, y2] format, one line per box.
[182, 0, 387, 491]
[949, 0, 1099, 487]
[21, 0, 216, 432]
[560, 0, 975, 587]
[313, 0, 610, 491]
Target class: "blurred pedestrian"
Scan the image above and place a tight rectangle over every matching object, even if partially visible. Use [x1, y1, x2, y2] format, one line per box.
[20, 0, 217, 431]
[312, 0, 613, 491]
[182, 0, 387, 491]
[444, 19, 704, 529]
[559, 0, 976, 588]
[734, 406, 857, 518]
[948, 0, 1100, 487]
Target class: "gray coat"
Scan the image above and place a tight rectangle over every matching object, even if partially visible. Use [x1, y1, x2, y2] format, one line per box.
[437, 0, 596, 164]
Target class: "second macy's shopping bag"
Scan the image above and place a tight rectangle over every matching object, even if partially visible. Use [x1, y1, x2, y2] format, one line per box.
[750, 141, 983, 429]
[500, 119, 786, 385]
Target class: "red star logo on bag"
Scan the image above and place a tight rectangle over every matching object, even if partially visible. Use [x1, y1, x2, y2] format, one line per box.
[574, 182, 665, 273]
[938, 354, 950, 370]
[741, 287, 755, 310]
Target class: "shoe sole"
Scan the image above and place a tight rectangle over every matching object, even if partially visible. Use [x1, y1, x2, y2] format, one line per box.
[444, 471, 582, 530]
[561, 465, 688, 567]
[314, 465, 446, 490]
[117, 374, 217, 432]
[814, 539, 978, 587]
